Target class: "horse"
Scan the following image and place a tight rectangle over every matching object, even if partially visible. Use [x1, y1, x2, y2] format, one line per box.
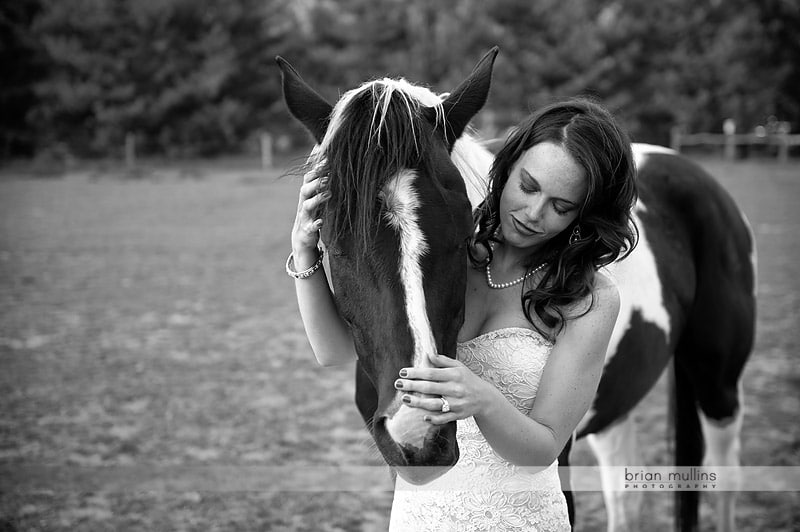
[278, 50, 756, 531]
[277, 48, 498, 484]
[564, 142, 756, 532]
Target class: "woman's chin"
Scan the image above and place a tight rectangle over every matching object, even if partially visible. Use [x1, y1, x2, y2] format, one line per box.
[502, 231, 548, 251]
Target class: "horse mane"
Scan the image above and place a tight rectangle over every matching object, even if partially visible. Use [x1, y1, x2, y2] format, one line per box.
[309, 77, 493, 260]
[310, 79, 447, 256]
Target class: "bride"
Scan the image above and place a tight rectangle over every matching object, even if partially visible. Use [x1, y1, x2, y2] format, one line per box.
[288, 98, 637, 531]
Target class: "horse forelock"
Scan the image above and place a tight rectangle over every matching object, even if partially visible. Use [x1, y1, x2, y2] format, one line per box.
[313, 78, 448, 256]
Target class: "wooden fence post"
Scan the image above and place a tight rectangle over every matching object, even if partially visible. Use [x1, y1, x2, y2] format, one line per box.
[777, 134, 788, 163]
[670, 127, 682, 152]
[723, 119, 736, 160]
[125, 133, 136, 170]
[261, 133, 273, 170]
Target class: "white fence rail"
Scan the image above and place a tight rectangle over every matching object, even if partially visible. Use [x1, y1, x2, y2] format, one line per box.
[670, 128, 799, 162]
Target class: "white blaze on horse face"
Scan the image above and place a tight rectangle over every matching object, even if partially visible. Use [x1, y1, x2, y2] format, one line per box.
[381, 170, 440, 450]
[380, 170, 436, 369]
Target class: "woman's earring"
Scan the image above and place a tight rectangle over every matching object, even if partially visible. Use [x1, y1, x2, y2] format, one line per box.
[569, 225, 582, 245]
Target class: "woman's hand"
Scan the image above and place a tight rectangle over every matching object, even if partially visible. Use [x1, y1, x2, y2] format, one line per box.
[291, 169, 330, 262]
[394, 354, 495, 425]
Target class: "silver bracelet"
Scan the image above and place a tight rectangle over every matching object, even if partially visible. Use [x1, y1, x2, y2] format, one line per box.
[286, 249, 324, 279]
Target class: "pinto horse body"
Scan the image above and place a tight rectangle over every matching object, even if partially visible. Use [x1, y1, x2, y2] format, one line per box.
[560, 143, 756, 532]
[279, 51, 755, 531]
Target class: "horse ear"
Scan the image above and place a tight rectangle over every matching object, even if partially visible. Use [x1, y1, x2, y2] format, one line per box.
[437, 46, 499, 145]
[276, 56, 333, 144]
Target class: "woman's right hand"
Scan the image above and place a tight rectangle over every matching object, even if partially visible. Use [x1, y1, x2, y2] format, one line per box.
[291, 170, 331, 265]
[290, 168, 356, 366]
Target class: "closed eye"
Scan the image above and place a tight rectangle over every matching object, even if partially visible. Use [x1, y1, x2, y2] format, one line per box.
[519, 173, 576, 216]
[519, 180, 537, 194]
[553, 201, 574, 216]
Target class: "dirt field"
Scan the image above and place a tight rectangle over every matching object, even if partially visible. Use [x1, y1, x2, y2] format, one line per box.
[0, 155, 798, 531]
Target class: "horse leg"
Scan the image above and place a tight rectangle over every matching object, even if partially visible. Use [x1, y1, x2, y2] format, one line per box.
[674, 261, 753, 532]
[674, 357, 746, 532]
[698, 382, 744, 532]
[586, 414, 643, 532]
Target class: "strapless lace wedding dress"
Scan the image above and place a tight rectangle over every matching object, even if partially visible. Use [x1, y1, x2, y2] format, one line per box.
[388, 327, 570, 531]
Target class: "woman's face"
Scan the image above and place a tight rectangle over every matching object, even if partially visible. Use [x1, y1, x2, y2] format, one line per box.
[499, 141, 588, 251]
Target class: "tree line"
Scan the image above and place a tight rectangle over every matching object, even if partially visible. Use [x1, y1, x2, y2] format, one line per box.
[1, 0, 797, 159]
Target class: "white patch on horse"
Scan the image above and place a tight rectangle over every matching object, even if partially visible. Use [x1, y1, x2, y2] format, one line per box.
[585, 415, 644, 531]
[602, 206, 672, 363]
[632, 143, 677, 162]
[603, 145, 674, 362]
[630, 144, 677, 215]
[698, 393, 743, 474]
[578, 146, 675, 432]
[698, 381, 744, 531]
[452, 134, 493, 209]
[381, 170, 439, 449]
[740, 212, 758, 297]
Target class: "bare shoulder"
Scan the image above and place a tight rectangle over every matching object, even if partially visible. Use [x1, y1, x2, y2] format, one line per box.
[593, 271, 620, 312]
[561, 271, 620, 330]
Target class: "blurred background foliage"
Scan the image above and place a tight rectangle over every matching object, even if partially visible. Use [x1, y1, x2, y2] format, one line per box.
[1, 0, 798, 159]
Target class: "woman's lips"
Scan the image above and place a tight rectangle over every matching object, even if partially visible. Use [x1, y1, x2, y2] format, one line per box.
[512, 216, 541, 235]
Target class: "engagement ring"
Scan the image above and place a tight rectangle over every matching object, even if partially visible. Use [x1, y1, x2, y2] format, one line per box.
[440, 397, 451, 413]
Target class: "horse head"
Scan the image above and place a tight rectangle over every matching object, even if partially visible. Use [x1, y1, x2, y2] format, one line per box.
[278, 48, 497, 483]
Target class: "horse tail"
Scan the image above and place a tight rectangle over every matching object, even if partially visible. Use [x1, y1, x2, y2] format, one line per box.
[672, 358, 702, 532]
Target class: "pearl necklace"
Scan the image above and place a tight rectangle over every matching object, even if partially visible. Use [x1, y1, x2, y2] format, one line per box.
[484, 242, 547, 290]
[485, 260, 546, 289]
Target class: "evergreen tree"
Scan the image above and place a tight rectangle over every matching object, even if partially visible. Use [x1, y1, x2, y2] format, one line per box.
[0, 0, 47, 158]
[13, 0, 798, 157]
[756, 0, 800, 127]
[31, 0, 295, 157]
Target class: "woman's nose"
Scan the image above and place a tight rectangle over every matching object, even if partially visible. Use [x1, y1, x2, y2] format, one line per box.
[524, 196, 545, 222]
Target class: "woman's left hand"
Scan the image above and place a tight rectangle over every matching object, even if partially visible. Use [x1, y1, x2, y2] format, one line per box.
[394, 354, 494, 425]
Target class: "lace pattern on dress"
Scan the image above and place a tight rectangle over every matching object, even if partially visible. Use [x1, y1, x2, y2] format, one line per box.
[389, 327, 570, 531]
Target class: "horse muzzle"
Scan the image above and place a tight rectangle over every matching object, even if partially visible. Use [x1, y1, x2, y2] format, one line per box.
[372, 403, 459, 484]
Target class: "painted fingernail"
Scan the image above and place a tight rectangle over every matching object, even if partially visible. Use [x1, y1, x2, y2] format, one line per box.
[321, 191, 332, 199]
[320, 177, 329, 186]
[423, 415, 431, 422]
[402, 395, 411, 404]
[394, 379, 403, 389]
[399, 369, 408, 378]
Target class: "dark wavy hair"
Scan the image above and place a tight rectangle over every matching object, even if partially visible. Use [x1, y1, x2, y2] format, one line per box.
[471, 97, 638, 341]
